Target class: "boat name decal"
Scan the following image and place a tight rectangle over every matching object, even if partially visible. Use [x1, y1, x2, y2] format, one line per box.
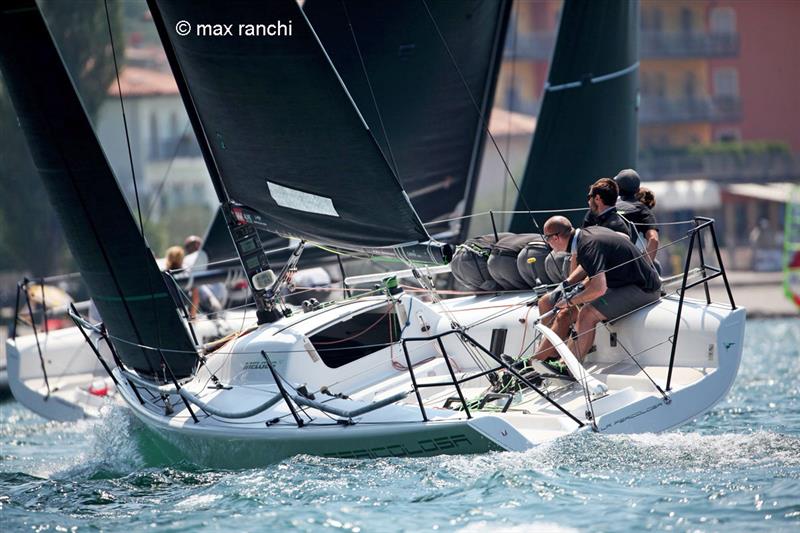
[324, 434, 474, 459]
[243, 361, 270, 370]
[599, 402, 662, 432]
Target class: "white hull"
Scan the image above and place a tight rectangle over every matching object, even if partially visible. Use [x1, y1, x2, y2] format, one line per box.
[6, 312, 255, 421]
[115, 291, 746, 467]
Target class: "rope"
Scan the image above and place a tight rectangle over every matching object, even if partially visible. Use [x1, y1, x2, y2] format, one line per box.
[502, 0, 520, 229]
[340, 0, 400, 177]
[420, 0, 543, 238]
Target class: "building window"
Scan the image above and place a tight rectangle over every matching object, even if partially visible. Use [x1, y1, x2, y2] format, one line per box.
[652, 8, 663, 31]
[170, 111, 179, 138]
[149, 112, 159, 160]
[715, 128, 741, 142]
[710, 7, 736, 33]
[713, 67, 739, 97]
[684, 72, 698, 100]
[680, 8, 694, 33]
[655, 73, 666, 98]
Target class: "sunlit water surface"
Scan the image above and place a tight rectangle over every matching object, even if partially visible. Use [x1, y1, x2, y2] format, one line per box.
[1, 318, 798, 532]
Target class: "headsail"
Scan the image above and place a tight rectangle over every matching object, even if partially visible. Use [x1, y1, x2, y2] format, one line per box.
[303, 0, 511, 240]
[0, 0, 198, 379]
[148, 0, 444, 262]
[510, 0, 640, 231]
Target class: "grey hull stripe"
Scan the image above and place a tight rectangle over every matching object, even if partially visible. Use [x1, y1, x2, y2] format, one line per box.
[122, 370, 283, 419]
[546, 61, 639, 93]
[293, 391, 410, 419]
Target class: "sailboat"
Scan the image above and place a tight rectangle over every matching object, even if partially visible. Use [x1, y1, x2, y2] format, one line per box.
[2, 0, 508, 421]
[0, 0, 744, 467]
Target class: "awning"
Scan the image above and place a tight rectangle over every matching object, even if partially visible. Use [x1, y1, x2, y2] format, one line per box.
[725, 182, 794, 204]
[645, 180, 721, 211]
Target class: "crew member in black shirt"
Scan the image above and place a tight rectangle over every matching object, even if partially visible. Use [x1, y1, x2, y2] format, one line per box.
[614, 169, 660, 265]
[535, 216, 661, 361]
[582, 177, 637, 243]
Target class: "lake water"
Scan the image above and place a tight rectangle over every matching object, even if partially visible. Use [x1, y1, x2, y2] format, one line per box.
[1, 318, 798, 532]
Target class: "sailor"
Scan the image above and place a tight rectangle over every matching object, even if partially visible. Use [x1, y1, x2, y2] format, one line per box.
[535, 216, 661, 361]
[614, 169, 660, 267]
[582, 177, 637, 243]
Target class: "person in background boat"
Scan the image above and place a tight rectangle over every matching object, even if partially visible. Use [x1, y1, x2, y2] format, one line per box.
[183, 235, 202, 256]
[614, 169, 660, 270]
[182, 234, 228, 310]
[163, 245, 223, 317]
[165, 246, 184, 271]
[582, 178, 637, 242]
[535, 216, 661, 362]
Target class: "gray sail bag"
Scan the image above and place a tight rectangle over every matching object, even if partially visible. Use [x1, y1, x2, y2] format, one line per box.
[450, 233, 512, 291]
[516, 237, 556, 287]
[488, 234, 542, 290]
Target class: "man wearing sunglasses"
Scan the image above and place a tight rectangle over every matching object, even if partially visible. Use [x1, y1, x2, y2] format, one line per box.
[583, 177, 637, 243]
[535, 215, 661, 363]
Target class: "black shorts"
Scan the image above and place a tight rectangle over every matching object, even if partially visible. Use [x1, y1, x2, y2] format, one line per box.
[588, 284, 660, 321]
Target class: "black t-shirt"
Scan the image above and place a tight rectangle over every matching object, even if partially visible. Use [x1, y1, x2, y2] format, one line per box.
[573, 226, 660, 292]
[616, 199, 658, 234]
[582, 206, 636, 242]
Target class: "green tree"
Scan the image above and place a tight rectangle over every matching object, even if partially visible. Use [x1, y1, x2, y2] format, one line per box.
[0, 0, 122, 277]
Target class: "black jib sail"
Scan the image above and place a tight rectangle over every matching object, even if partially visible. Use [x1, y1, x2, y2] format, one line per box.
[0, 0, 198, 379]
[510, 0, 640, 232]
[148, 0, 446, 263]
[303, 0, 511, 241]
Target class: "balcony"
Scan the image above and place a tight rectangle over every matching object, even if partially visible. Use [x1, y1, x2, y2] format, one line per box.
[507, 31, 738, 61]
[638, 145, 800, 184]
[505, 32, 555, 61]
[639, 95, 742, 124]
[641, 31, 739, 58]
[150, 135, 203, 161]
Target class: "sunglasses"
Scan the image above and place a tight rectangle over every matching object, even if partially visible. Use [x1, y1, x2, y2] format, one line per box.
[544, 232, 560, 242]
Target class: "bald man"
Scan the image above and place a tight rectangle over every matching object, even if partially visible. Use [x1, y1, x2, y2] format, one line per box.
[535, 216, 661, 362]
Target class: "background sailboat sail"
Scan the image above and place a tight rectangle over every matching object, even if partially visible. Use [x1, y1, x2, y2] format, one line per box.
[148, 0, 444, 263]
[510, 0, 640, 232]
[304, 0, 511, 241]
[0, 0, 198, 379]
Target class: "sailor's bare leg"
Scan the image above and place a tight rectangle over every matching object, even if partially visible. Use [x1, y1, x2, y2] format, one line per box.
[567, 304, 605, 360]
[534, 304, 576, 360]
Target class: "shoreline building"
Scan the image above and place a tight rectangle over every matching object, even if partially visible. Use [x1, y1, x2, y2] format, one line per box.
[495, 0, 800, 271]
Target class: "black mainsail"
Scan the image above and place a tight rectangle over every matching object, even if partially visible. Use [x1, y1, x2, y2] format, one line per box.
[148, 0, 446, 263]
[303, 0, 511, 240]
[0, 0, 198, 379]
[510, 0, 640, 232]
